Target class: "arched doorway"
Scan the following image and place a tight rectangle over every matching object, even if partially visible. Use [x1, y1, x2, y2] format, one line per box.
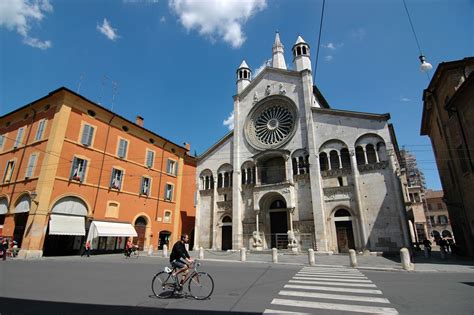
[13, 195, 31, 247]
[221, 216, 232, 250]
[158, 231, 171, 250]
[269, 199, 288, 249]
[134, 216, 147, 250]
[334, 209, 355, 253]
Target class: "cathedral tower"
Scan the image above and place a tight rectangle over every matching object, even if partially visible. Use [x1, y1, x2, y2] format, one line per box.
[292, 35, 311, 72]
[236, 60, 251, 94]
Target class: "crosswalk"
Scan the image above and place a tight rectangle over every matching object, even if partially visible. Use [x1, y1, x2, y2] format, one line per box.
[264, 266, 398, 314]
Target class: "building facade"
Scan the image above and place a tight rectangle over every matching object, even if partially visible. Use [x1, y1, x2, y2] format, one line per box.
[421, 57, 474, 256]
[424, 189, 453, 241]
[0, 87, 196, 258]
[195, 33, 410, 254]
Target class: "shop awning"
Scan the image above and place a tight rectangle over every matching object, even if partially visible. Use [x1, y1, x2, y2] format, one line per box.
[88, 221, 137, 238]
[49, 214, 86, 236]
[0, 199, 7, 215]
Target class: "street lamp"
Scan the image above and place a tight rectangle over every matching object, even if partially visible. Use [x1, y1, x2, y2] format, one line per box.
[419, 55, 433, 72]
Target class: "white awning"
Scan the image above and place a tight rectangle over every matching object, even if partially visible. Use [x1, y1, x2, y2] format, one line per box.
[49, 214, 85, 236]
[14, 195, 30, 213]
[88, 221, 137, 239]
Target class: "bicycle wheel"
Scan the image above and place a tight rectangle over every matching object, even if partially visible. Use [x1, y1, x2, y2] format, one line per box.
[188, 272, 214, 300]
[152, 271, 176, 299]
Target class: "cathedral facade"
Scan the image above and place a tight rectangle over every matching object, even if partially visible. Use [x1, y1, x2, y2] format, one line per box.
[195, 33, 410, 253]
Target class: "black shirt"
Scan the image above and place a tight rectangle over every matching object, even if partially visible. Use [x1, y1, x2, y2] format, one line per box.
[170, 241, 190, 262]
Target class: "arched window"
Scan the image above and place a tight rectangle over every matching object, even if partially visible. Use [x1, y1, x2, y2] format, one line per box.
[366, 144, 377, 163]
[270, 199, 286, 209]
[330, 150, 340, 169]
[334, 209, 351, 217]
[340, 148, 351, 169]
[222, 216, 232, 223]
[319, 152, 329, 171]
[292, 157, 298, 175]
[218, 173, 223, 188]
[239, 70, 242, 79]
[442, 230, 452, 238]
[355, 146, 365, 165]
[224, 172, 229, 188]
[438, 215, 448, 225]
[135, 216, 147, 226]
[298, 156, 306, 174]
[302, 46, 307, 55]
[297, 46, 301, 56]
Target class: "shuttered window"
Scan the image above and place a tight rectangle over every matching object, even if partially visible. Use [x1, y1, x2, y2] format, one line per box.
[81, 124, 94, 146]
[165, 184, 174, 201]
[110, 168, 123, 190]
[3, 160, 15, 183]
[25, 154, 38, 178]
[34, 120, 46, 141]
[14, 127, 24, 148]
[141, 176, 151, 196]
[117, 139, 128, 159]
[146, 150, 154, 168]
[167, 159, 178, 175]
[0, 134, 5, 150]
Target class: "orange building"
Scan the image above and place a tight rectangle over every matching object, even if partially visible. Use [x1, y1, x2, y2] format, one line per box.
[0, 87, 196, 258]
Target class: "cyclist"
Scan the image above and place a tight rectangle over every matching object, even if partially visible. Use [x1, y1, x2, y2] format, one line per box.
[125, 238, 138, 257]
[170, 233, 194, 291]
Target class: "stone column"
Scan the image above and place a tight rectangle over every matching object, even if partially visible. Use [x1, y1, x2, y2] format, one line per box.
[363, 148, 368, 165]
[211, 176, 218, 249]
[350, 149, 368, 249]
[285, 154, 293, 184]
[337, 153, 342, 169]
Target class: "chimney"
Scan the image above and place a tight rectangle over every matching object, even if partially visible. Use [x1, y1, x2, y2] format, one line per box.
[184, 142, 191, 151]
[136, 115, 144, 127]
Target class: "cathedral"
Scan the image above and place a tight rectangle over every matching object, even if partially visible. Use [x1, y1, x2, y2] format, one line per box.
[195, 33, 410, 253]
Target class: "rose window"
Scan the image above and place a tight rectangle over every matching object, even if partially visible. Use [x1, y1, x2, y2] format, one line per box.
[245, 96, 297, 150]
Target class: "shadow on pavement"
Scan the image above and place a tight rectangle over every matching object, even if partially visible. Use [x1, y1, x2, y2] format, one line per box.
[0, 297, 258, 315]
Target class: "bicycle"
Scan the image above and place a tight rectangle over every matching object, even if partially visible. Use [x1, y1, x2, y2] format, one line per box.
[124, 247, 139, 259]
[151, 260, 214, 300]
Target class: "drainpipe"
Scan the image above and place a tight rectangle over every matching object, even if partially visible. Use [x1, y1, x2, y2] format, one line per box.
[155, 140, 168, 221]
[91, 114, 116, 216]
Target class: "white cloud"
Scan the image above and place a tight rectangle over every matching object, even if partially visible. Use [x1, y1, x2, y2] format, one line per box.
[223, 111, 234, 130]
[349, 27, 366, 40]
[401, 97, 411, 102]
[97, 18, 119, 41]
[253, 59, 270, 78]
[325, 55, 333, 62]
[322, 42, 343, 50]
[169, 0, 267, 48]
[160, 16, 166, 23]
[0, 0, 53, 49]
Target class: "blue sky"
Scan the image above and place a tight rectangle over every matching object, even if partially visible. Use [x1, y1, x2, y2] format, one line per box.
[1, 0, 472, 190]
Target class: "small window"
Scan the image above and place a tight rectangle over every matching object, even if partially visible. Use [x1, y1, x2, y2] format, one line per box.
[3, 160, 15, 183]
[34, 119, 46, 141]
[141, 176, 151, 196]
[14, 127, 24, 148]
[105, 202, 119, 218]
[163, 211, 172, 223]
[117, 138, 128, 159]
[110, 168, 123, 190]
[146, 150, 154, 168]
[165, 184, 174, 201]
[25, 153, 38, 178]
[70, 157, 88, 182]
[439, 215, 448, 225]
[167, 159, 178, 175]
[81, 124, 94, 147]
[429, 216, 436, 224]
[0, 134, 5, 151]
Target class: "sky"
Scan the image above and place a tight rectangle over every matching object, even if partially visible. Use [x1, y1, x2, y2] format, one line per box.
[0, 0, 473, 190]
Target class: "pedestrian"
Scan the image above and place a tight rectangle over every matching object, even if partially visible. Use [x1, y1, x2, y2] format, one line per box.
[0, 237, 5, 261]
[85, 240, 91, 257]
[80, 241, 86, 257]
[422, 238, 432, 257]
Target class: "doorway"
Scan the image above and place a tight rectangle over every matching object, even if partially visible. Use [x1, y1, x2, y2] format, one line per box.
[13, 212, 29, 247]
[335, 221, 355, 253]
[270, 211, 288, 249]
[158, 231, 171, 250]
[221, 216, 232, 250]
[134, 216, 147, 250]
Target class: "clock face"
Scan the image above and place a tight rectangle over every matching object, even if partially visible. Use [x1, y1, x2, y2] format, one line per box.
[245, 95, 297, 150]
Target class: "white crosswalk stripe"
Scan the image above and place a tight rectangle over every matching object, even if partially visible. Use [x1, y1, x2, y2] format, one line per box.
[264, 266, 399, 314]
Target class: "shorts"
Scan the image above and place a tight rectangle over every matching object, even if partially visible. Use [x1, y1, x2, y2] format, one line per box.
[171, 258, 187, 269]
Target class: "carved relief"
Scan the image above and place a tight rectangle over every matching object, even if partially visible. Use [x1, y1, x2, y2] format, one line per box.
[293, 221, 315, 233]
[321, 168, 352, 178]
[357, 161, 389, 173]
[323, 186, 353, 201]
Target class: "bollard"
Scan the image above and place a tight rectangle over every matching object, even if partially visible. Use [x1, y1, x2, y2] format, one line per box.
[162, 245, 168, 258]
[199, 247, 204, 260]
[240, 248, 246, 262]
[308, 249, 315, 266]
[147, 245, 153, 256]
[272, 248, 278, 263]
[349, 249, 358, 268]
[400, 247, 412, 271]
[440, 246, 446, 259]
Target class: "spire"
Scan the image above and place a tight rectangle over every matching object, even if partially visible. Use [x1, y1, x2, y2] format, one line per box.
[294, 35, 306, 45]
[239, 60, 249, 69]
[272, 32, 287, 70]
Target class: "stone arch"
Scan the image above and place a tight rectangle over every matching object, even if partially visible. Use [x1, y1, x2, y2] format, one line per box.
[355, 133, 386, 165]
[13, 193, 32, 214]
[319, 139, 349, 153]
[49, 193, 92, 216]
[330, 205, 356, 218]
[257, 191, 290, 212]
[199, 168, 214, 190]
[217, 163, 233, 188]
[241, 160, 256, 185]
[50, 195, 89, 216]
[331, 206, 357, 253]
[291, 149, 309, 175]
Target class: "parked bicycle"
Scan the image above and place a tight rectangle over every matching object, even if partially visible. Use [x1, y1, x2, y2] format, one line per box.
[152, 260, 214, 299]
